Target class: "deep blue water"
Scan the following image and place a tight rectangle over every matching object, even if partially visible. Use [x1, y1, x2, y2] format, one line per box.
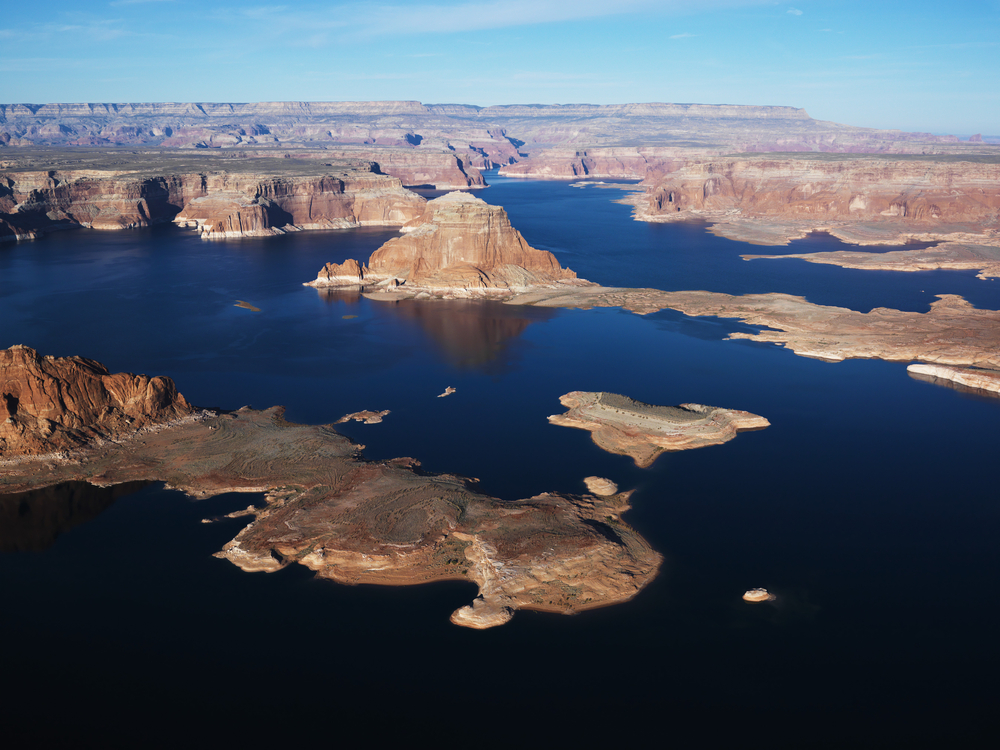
[2, 173, 998, 747]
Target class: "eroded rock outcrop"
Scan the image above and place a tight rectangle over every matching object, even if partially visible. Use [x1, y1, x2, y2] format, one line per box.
[0, 345, 192, 458]
[907, 364, 1000, 395]
[549, 391, 769, 468]
[1, 393, 660, 629]
[743, 238, 1000, 279]
[308, 192, 583, 296]
[629, 156, 1000, 243]
[0, 158, 426, 240]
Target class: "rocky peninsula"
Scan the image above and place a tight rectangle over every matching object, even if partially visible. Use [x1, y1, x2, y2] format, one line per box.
[507, 286, 1000, 371]
[549, 392, 769, 468]
[307, 192, 584, 296]
[0, 347, 661, 629]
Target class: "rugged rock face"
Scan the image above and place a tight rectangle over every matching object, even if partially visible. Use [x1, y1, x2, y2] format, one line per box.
[308, 192, 581, 295]
[0, 345, 192, 458]
[549, 392, 769, 467]
[632, 156, 1000, 229]
[0, 160, 425, 241]
[173, 171, 425, 238]
[499, 147, 693, 179]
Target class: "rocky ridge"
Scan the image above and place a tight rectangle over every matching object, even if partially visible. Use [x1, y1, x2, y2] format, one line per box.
[0, 345, 192, 458]
[0, 158, 425, 240]
[626, 155, 1000, 247]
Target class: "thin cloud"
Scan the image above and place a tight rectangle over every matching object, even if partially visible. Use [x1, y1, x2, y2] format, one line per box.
[787, 7, 803, 15]
[670, 32, 697, 39]
[109, 0, 174, 6]
[233, 1, 772, 39]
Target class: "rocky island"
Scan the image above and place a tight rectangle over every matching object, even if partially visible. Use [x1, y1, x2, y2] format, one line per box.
[549, 391, 769, 468]
[307, 191, 584, 296]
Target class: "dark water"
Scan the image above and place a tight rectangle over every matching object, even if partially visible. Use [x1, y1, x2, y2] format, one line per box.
[2, 174, 998, 747]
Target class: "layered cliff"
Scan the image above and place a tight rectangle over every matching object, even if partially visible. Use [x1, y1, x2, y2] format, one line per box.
[0, 158, 426, 240]
[308, 192, 581, 295]
[1, 100, 971, 157]
[173, 170, 425, 238]
[0, 345, 193, 458]
[632, 156, 1000, 234]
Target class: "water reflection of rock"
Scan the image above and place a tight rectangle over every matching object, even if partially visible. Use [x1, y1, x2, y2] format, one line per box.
[0, 481, 149, 553]
[315, 287, 366, 307]
[315, 289, 554, 369]
[391, 299, 553, 369]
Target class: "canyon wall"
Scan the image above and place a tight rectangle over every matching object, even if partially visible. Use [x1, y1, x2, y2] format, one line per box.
[0, 161, 425, 240]
[0, 345, 192, 458]
[632, 156, 1000, 228]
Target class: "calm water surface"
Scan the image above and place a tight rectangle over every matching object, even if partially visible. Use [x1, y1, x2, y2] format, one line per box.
[1, 174, 998, 747]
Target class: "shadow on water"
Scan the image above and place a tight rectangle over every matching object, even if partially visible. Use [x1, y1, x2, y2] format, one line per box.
[0, 480, 150, 553]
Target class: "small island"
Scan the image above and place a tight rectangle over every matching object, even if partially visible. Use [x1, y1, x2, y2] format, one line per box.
[548, 391, 769, 468]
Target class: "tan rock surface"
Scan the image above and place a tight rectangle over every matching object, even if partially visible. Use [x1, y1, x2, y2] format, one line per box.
[549, 391, 769, 468]
[632, 155, 1000, 226]
[308, 192, 585, 296]
[584, 476, 619, 496]
[508, 286, 1000, 369]
[744, 238, 1000, 279]
[336, 410, 390, 424]
[906, 364, 1000, 395]
[1, 353, 660, 629]
[0, 345, 192, 458]
[743, 588, 776, 602]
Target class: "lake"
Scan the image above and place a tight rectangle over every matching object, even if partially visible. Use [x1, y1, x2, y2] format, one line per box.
[2, 172, 998, 747]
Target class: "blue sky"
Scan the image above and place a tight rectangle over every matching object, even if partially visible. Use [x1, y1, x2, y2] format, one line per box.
[1, 0, 998, 134]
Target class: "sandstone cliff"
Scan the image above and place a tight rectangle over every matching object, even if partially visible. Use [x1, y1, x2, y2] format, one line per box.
[172, 170, 425, 238]
[308, 192, 581, 295]
[0, 345, 192, 458]
[631, 155, 1000, 233]
[0, 158, 425, 240]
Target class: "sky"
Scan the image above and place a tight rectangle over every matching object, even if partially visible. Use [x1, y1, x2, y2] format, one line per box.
[1, 0, 998, 135]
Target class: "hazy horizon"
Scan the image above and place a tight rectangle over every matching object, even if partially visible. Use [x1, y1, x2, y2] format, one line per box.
[3, 1, 998, 136]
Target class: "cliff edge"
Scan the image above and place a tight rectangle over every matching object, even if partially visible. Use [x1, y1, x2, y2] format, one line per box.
[0, 345, 193, 458]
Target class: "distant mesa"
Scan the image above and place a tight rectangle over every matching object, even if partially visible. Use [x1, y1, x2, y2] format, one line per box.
[307, 192, 586, 297]
[743, 588, 776, 603]
[549, 391, 769, 468]
[0, 345, 193, 459]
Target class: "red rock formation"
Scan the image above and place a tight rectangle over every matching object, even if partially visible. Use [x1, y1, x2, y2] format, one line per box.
[308, 192, 580, 294]
[634, 156, 1000, 227]
[499, 147, 693, 179]
[0, 345, 193, 458]
[0, 163, 425, 240]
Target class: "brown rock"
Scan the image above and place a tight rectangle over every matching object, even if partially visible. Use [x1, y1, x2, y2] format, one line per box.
[0, 345, 192, 458]
[631, 155, 1000, 234]
[369, 192, 578, 293]
[549, 391, 769, 468]
[1, 402, 661, 629]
